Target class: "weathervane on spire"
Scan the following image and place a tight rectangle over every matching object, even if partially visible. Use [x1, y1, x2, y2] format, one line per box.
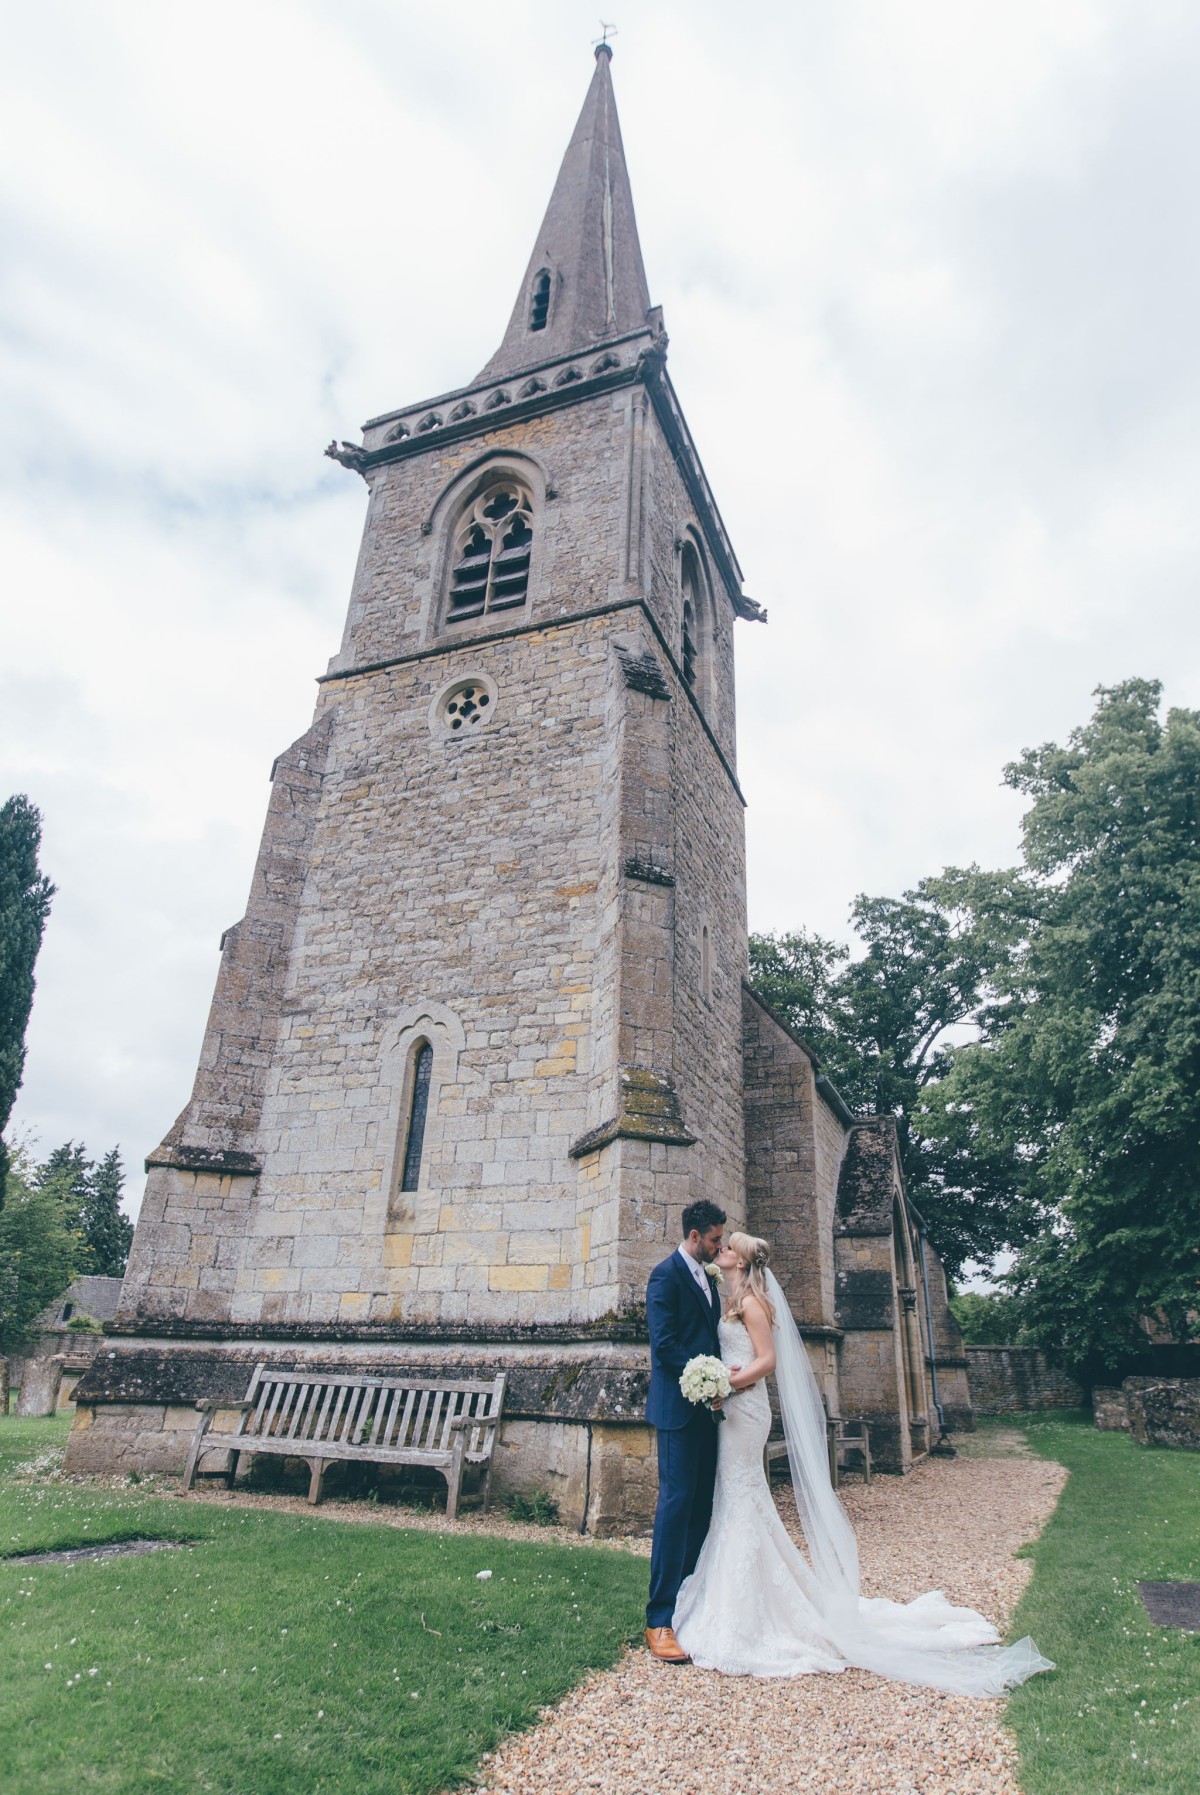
[593, 19, 617, 56]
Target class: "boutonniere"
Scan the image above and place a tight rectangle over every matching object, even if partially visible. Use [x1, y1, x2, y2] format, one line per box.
[704, 1263, 725, 1289]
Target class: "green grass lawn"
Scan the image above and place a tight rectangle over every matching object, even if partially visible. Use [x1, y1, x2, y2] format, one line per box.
[0, 1414, 646, 1795]
[1006, 1412, 1200, 1795]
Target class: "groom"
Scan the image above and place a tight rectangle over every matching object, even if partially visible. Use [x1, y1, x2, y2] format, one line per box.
[644, 1198, 727, 1663]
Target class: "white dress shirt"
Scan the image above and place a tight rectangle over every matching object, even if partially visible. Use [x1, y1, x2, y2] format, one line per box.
[677, 1244, 712, 1301]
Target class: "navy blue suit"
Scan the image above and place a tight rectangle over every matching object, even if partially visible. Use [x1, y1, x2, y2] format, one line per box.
[645, 1250, 722, 1627]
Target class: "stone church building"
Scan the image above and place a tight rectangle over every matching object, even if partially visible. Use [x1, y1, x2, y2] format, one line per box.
[68, 49, 971, 1528]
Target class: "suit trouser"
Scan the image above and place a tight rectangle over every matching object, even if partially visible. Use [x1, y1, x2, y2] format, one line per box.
[646, 1409, 719, 1627]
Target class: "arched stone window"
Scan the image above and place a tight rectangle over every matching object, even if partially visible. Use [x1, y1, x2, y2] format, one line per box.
[399, 1040, 434, 1193]
[529, 268, 552, 332]
[680, 539, 711, 706]
[446, 481, 535, 623]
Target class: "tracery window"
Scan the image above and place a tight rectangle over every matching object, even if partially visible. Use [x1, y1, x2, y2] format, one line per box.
[447, 482, 535, 622]
[399, 1041, 434, 1193]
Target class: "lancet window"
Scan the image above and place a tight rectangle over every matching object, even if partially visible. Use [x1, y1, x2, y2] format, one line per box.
[680, 542, 704, 694]
[447, 481, 535, 622]
[399, 1041, 434, 1193]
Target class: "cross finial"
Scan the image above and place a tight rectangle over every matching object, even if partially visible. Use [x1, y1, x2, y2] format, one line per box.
[594, 20, 617, 58]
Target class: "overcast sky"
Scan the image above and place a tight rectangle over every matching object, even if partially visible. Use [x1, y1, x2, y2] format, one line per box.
[3, 0, 1199, 1219]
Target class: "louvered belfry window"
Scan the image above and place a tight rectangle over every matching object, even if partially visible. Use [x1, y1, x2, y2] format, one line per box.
[447, 483, 534, 622]
[530, 269, 551, 331]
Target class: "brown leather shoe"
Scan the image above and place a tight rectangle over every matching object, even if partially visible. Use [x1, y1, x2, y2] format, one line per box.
[645, 1625, 690, 1663]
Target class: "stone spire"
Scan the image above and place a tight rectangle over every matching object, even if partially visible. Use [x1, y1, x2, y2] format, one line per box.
[475, 45, 654, 382]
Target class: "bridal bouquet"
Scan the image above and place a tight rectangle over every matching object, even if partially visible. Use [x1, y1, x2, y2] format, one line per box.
[680, 1354, 732, 1423]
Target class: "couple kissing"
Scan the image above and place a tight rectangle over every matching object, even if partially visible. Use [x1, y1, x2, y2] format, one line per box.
[642, 1200, 1054, 1694]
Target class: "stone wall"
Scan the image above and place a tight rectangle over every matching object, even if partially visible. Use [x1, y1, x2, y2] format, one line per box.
[120, 376, 748, 1343]
[1123, 1377, 1200, 1452]
[67, 1337, 657, 1532]
[1092, 1386, 1130, 1430]
[741, 988, 839, 1412]
[965, 1346, 1084, 1413]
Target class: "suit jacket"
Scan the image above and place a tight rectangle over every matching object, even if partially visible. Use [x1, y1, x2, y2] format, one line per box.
[645, 1250, 723, 1431]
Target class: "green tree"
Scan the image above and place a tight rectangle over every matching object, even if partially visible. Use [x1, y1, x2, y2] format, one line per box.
[929, 680, 1200, 1372]
[35, 1140, 91, 1234]
[750, 883, 1029, 1274]
[80, 1146, 133, 1277]
[0, 796, 55, 1206]
[0, 1146, 81, 1351]
[746, 929, 848, 1064]
[752, 680, 1200, 1367]
[36, 1141, 132, 1277]
[947, 1289, 1027, 1345]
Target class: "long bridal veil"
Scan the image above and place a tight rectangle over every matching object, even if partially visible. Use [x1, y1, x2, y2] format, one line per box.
[764, 1268, 1053, 1696]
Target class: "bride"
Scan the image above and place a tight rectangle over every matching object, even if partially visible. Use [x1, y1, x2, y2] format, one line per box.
[672, 1231, 1054, 1694]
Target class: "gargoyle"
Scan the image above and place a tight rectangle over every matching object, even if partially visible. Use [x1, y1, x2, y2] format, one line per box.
[324, 439, 368, 473]
[635, 334, 670, 381]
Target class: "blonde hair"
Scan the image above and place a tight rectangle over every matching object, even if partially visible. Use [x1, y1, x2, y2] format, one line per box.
[725, 1231, 776, 1328]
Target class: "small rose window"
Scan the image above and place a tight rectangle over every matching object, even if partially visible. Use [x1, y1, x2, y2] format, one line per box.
[445, 683, 489, 729]
[433, 674, 498, 737]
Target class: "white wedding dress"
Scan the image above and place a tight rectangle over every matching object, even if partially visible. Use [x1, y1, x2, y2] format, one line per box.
[673, 1294, 1054, 1695]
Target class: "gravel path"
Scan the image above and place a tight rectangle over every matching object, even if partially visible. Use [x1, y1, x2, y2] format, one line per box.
[468, 1449, 1067, 1795]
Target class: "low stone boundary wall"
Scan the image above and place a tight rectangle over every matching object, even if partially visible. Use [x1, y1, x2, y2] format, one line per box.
[965, 1345, 1084, 1414]
[1124, 1377, 1200, 1452]
[1092, 1386, 1130, 1430]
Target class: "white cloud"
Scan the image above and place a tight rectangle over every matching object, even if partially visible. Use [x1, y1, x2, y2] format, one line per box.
[2, 0, 1198, 1216]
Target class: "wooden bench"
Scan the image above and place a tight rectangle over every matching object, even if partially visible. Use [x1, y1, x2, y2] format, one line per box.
[181, 1365, 507, 1516]
[763, 1417, 872, 1489]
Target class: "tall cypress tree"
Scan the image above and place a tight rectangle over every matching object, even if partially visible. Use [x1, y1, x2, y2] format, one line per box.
[82, 1146, 133, 1278]
[0, 796, 55, 1207]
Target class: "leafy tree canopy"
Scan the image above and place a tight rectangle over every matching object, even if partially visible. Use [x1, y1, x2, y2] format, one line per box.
[928, 680, 1200, 1371]
[749, 883, 1035, 1274]
[0, 1139, 131, 1349]
[751, 680, 1200, 1374]
[35, 1141, 132, 1279]
[0, 1146, 82, 1352]
[947, 1289, 1028, 1346]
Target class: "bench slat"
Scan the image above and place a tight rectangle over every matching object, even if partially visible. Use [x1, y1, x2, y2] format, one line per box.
[217, 1373, 506, 1395]
[395, 1386, 418, 1451]
[285, 1383, 312, 1440]
[262, 1379, 288, 1439]
[375, 1383, 402, 1449]
[411, 1388, 433, 1453]
[327, 1382, 353, 1444]
[311, 1381, 335, 1443]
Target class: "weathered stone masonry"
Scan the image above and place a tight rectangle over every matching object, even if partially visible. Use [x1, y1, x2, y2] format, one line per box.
[70, 47, 968, 1522]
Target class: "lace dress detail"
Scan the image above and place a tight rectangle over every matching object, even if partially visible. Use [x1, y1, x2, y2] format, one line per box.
[672, 1319, 845, 1677]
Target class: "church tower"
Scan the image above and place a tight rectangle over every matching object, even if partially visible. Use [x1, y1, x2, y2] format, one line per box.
[70, 49, 768, 1525]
